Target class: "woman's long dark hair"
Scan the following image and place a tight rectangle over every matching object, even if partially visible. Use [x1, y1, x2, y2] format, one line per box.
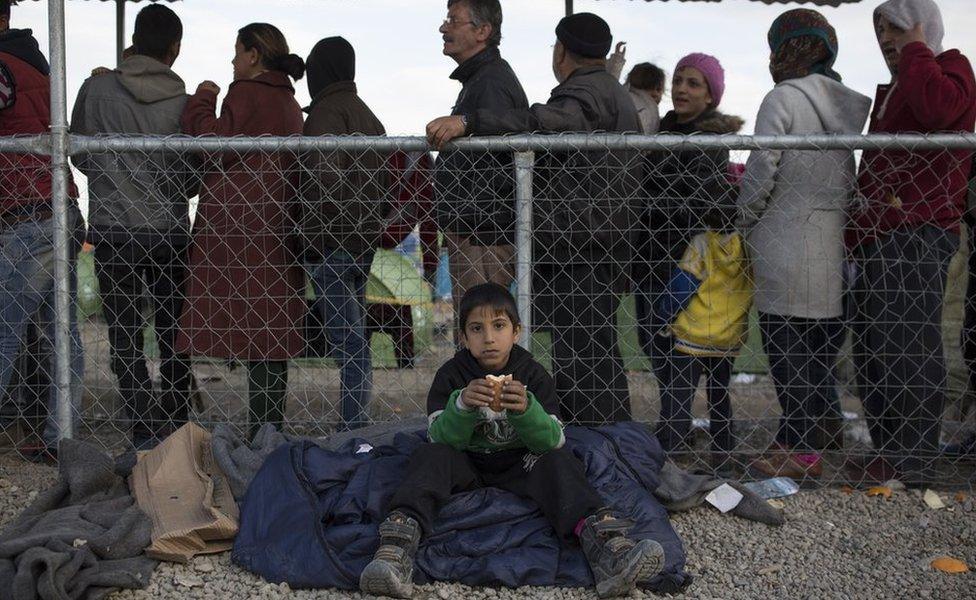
[238, 22, 305, 80]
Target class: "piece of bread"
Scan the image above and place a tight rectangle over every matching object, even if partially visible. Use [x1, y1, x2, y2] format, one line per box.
[485, 374, 513, 412]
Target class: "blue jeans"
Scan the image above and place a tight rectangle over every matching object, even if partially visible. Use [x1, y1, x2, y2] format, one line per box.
[305, 249, 373, 430]
[0, 211, 84, 447]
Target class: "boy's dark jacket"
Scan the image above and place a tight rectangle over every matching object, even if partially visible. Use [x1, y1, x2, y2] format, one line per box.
[426, 345, 564, 455]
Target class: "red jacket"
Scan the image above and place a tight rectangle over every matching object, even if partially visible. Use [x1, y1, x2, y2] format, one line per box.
[176, 71, 307, 360]
[849, 42, 976, 248]
[382, 150, 439, 276]
[0, 50, 54, 216]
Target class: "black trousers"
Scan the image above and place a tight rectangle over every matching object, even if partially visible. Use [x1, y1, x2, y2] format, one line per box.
[852, 226, 957, 478]
[535, 262, 632, 425]
[759, 313, 843, 452]
[94, 240, 192, 438]
[651, 335, 734, 455]
[962, 224, 976, 395]
[389, 443, 604, 542]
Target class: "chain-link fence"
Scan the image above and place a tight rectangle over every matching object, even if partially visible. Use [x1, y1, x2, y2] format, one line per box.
[2, 132, 976, 487]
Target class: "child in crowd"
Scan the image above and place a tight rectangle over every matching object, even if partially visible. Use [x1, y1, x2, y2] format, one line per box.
[607, 41, 664, 134]
[359, 283, 663, 599]
[653, 210, 752, 476]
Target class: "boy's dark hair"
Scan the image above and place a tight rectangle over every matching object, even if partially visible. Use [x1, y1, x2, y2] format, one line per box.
[133, 4, 183, 61]
[626, 62, 666, 92]
[447, 0, 502, 47]
[459, 283, 521, 331]
[1, 0, 11, 18]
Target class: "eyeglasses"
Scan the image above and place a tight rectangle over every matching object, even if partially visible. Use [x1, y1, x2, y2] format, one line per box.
[442, 17, 476, 28]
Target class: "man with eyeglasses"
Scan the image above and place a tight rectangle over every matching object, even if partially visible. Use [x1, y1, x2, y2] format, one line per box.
[427, 13, 642, 427]
[434, 0, 528, 338]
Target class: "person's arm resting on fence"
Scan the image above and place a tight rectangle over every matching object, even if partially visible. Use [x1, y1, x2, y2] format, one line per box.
[737, 87, 791, 228]
[898, 41, 976, 131]
[0, 60, 14, 110]
[468, 87, 596, 135]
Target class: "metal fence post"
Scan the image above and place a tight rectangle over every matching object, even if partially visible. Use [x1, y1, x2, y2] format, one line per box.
[514, 151, 534, 349]
[48, 0, 73, 442]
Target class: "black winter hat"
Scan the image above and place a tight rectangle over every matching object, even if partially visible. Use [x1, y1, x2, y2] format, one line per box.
[555, 12, 612, 59]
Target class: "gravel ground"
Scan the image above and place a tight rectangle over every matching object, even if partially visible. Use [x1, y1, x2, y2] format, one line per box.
[1, 454, 974, 599]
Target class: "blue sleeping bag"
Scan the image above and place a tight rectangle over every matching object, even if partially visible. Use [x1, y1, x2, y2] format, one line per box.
[232, 422, 690, 593]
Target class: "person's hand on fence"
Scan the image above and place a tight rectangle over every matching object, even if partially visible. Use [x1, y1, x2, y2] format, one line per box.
[196, 81, 221, 96]
[461, 379, 494, 410]
[893, 22, 926, 51]
[426, 116, 466, 150]
[499, 380, 528, 414]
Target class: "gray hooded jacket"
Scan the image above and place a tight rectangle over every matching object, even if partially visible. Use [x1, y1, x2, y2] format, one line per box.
[738, 74, 872, 319]
[70, 54, 197, 245]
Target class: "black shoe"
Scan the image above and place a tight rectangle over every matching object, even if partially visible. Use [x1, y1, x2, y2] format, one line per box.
[359, 512, 421, 598]
[579, 510, 664, 598]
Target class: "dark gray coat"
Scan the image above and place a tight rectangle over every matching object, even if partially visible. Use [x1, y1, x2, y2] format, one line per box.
[468, 65, 642, 268]
[435, 46, 528, 246]
[299, 81, 388, 260]
[70, 54, 197, 246]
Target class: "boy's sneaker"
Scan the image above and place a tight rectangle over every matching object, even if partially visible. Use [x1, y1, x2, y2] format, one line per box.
[579, 510, 664, 598]
[359, 511, 421, 599]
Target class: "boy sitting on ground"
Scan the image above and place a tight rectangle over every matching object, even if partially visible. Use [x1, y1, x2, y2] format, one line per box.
[359, 283, 663, 599]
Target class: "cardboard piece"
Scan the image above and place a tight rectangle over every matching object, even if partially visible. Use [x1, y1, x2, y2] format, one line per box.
[130, 422, 240, 563]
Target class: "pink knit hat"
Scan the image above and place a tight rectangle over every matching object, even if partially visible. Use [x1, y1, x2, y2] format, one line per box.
[675, 53, 725, 108]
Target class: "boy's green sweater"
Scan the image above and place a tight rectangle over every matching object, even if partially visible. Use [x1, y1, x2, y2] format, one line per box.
[425, 346, 565, 455]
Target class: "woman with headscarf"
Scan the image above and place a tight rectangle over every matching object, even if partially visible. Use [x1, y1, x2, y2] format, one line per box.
[738, 9, 871, 482]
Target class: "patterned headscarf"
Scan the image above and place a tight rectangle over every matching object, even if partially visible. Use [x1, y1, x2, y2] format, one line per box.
[767, 9, 841, 85]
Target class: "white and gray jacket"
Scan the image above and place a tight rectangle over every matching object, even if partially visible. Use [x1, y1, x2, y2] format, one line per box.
[738, 74, 871, 319]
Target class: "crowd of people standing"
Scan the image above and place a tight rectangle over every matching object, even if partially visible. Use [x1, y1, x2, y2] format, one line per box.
[2, 0, 975, 488]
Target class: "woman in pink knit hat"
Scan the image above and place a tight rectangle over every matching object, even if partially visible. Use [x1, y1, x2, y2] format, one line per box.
[637, 52, 745, 477]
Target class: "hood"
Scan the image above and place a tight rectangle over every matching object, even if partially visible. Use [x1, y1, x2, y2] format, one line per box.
[454, 345, 533, 379]
[116, 54, 186, 104]
[0, 29, 49, 75]
[694, 111, 745, 135]
[306, 36, 355, 101]
[874, 0, 944, 55]
[779, 74, 871, 134]
[660, 109, 744, 134]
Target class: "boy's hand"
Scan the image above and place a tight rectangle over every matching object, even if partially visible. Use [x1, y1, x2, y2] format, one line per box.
[499, 380, 528, 414]
[461, 379, 494, 409]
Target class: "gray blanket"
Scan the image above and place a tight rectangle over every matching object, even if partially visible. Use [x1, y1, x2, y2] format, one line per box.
[654, 461, 784, 526]
[0, 439, 156, 600]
